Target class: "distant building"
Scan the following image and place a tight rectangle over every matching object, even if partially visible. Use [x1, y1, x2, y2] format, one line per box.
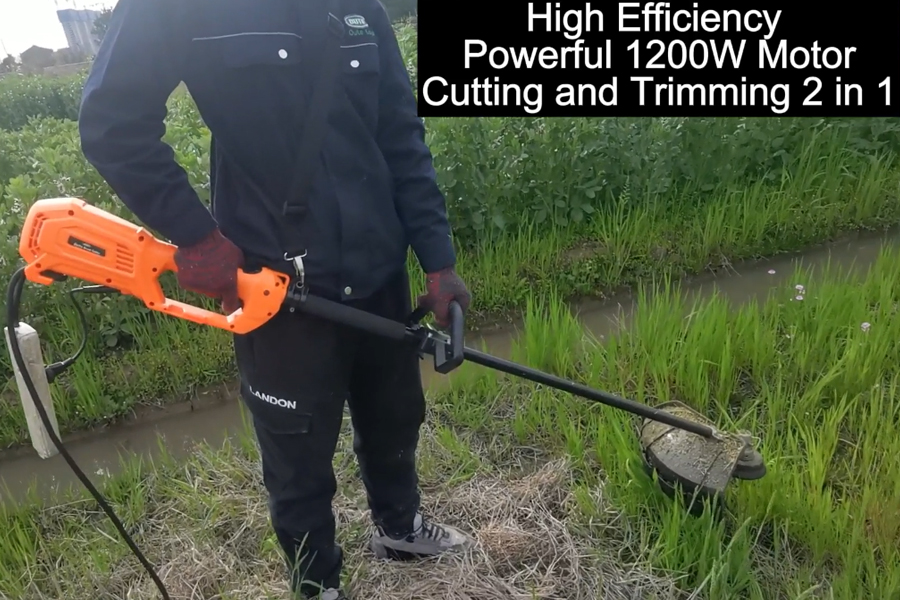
[19, 45, 55, 72]
[57, 9, 102, 56]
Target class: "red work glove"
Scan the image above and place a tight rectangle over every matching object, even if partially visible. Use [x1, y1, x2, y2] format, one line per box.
[173, 228, 245, 313]
[417, 267, 471, 329]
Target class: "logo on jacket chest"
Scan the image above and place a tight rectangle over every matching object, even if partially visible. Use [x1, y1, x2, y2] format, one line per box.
[344, 14, 375, 37]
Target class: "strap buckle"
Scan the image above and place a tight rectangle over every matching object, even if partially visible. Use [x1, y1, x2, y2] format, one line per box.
[284, 251, 307, 288]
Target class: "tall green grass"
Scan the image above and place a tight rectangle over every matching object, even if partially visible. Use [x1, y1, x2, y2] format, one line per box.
[3, 245, 900, 598]
[441, 246, 900, 598]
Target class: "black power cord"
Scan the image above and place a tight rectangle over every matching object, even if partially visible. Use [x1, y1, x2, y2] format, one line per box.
[5, 267, 170, 599]
[44, 285, 96, 384]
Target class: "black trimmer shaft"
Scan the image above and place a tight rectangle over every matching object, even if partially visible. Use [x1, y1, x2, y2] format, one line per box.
[461, 348, 716, 438]
[289, 288, 716, 438]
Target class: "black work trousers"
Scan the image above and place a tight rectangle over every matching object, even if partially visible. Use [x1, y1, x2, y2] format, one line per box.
[232, 268, 426, 595]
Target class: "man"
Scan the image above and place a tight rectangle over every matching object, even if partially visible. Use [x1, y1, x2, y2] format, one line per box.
[78, 0, 472, 598]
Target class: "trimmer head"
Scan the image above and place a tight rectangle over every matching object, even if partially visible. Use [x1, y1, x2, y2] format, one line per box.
[639, 401, 765, 508]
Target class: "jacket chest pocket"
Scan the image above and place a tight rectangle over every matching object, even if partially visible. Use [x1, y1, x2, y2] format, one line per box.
[340, 42, 380, 75]
[340, 42, 380, 127]
[190, 32, 305, 72]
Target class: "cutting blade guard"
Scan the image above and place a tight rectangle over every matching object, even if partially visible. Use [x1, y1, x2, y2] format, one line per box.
[639, 401, 766, 506]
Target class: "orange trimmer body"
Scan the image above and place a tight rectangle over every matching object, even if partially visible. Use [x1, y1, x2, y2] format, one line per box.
[18, 197, 288, 334]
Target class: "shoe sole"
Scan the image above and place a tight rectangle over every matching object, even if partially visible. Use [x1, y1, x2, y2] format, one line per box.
[370, 538, 473, 561]
[370, 538, 430, 561]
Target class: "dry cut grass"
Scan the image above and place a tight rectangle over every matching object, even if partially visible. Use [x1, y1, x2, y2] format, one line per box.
[2, 415, 687, 600]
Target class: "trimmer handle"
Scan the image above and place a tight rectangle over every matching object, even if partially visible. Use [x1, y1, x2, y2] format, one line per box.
[170, 267, 289, 334]
[407, 300, 465, 335]
[434, 300, 464, 373]
[294, 291, 465, 373]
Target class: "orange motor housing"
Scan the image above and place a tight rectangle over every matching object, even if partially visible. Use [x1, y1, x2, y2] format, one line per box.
[18, 197, 289, 334]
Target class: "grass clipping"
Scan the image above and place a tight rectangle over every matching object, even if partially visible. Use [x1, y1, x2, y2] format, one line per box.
[10, 435, 685, 600]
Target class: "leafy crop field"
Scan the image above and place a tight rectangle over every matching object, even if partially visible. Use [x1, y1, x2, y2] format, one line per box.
[4, 252, 900, 598]
[0, 19, 898, 451]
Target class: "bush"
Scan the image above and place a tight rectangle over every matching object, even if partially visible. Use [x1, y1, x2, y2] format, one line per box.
[0, 74, 84, 132]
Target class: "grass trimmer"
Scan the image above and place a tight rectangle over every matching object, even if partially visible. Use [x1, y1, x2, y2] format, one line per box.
[7, 197, 766, 598]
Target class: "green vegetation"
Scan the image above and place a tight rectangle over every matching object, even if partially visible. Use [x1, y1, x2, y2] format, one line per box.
[3, 254, 900, 598]
[0, 20, 899, 450]
[0, 74, 83, 132]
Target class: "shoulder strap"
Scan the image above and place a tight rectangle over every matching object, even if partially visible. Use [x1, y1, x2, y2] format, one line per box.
[279, 0, 344, 229]
[212, 0, 345, 274]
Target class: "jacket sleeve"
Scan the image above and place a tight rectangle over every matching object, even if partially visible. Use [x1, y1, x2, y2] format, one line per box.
[78, 0, 217, 247]
[371, 7, 457, 274]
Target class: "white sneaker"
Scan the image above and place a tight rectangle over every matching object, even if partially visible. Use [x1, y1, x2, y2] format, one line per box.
[370, 512, 472, 560]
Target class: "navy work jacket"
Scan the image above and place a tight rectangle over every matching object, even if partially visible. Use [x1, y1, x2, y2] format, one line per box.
[78, 0, 455, 301]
